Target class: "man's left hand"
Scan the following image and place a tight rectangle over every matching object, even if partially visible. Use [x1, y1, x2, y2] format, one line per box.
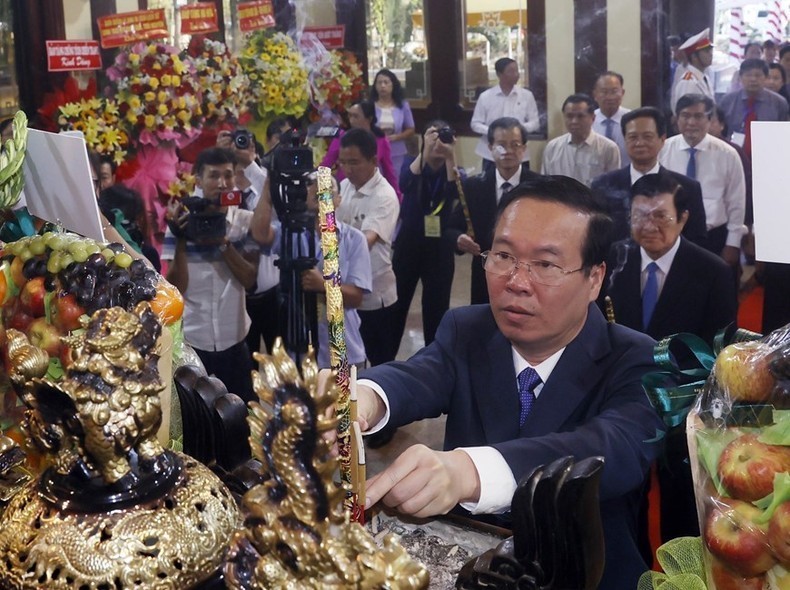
[721, 245, 740, 267]
[301, 268, 324, 292]
[365, 444, 480, 518]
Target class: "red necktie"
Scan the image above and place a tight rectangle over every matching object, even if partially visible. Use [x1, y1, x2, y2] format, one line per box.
[743, 96, 757, 158]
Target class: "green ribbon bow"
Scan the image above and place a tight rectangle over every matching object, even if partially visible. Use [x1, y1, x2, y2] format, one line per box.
[642, 326, 762, 428]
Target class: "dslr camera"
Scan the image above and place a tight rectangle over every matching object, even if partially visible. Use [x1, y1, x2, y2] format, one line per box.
[437, 126, 456, 144]
[232, 129, 254, 150]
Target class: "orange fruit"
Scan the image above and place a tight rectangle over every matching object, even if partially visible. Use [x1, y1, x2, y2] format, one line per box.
[150, 279, 184, 326]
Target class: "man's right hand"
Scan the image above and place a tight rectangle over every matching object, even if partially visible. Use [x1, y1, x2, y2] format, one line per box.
[356, 384, 386, 432]
[457, 233, 481, 256]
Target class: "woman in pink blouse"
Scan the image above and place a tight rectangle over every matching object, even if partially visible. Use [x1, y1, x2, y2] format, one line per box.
[320, 100, 401, 200]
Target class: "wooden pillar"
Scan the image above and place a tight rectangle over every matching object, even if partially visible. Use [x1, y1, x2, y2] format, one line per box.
[335, 0, 368, 85]
[573, 0, 607, 95]
[668, 0, 714, 38]
[12, 0, 66, 118]
[90, 0, 117, 73]
[527, 0, 547, 135]
[641, 0, 669, 109]
[422, 0, 464, 125]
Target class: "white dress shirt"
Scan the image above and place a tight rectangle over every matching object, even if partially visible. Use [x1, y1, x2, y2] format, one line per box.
[359, 346, 566, 514]
[541, 130, 621, 186]
[659, 133, 745, 247]
[593, 106, 631, 166]
[629, 161, 661, 185]
[337, 170, 399, 310]
[471, 85, 540, 162]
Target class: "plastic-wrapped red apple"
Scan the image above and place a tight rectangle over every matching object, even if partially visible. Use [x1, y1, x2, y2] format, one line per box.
[705, 499, 776, 577]
[51, 293, 85, 332]
[709, 558, 765, 590]
[714, 341, 776, 402]
[718, 434, 790, 501]
[768, 501, 790, 565]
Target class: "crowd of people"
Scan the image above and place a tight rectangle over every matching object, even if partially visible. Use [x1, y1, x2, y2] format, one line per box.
[70, 40, 790, 588]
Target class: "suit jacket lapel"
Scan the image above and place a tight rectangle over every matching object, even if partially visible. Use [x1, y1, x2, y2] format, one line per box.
[650, 238, 690, 328]
[471, 328, 521, 444]
[522, 306, 612, 437]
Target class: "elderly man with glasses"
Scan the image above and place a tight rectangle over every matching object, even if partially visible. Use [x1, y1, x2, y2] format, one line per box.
[660, 94, 745, 270]
[448, 116, 540, 304]
[354, 175, 666, 590]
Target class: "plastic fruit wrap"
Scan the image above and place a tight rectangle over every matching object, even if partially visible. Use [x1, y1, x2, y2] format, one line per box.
[685, 326, 790, 589]
[0, 231, 184, 456]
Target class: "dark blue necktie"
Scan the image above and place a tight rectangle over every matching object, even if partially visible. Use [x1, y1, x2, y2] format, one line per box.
[604, 118, 615, 140]
[642, 262, 659, 330]
[686, 147, 697, 180]
[517, 367, 542, 426]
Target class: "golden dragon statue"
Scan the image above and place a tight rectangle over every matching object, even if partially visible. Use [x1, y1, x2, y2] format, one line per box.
[224, 340, 429, 590]
[0, 302, 239, 589]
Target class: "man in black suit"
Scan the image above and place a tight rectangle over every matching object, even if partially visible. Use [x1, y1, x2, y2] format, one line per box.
[591, 106, 707, 247]
[598, 173, 735, 555]
[448, 116, 540, 304]
[356, 177, 666, 589]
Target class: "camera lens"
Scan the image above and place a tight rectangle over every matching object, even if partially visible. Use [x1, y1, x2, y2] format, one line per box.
[438, 127, 455, 144]
[234, 132, 250, 150]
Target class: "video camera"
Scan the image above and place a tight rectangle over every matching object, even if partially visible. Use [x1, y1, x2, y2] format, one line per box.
[178, 186, 244, 243]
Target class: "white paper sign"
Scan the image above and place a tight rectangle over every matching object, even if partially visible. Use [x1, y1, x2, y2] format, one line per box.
[22, 128, 104, 242]
[750, 122, 790, 264]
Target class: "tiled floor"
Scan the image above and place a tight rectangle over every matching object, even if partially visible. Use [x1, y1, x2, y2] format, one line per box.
[365, 253, 476, 476]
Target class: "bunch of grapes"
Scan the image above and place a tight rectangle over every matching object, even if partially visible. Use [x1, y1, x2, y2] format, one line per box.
[5, 233, 158, 315]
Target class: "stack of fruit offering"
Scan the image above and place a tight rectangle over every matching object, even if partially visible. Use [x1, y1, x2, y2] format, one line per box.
[0, 232, 183, 449]
[690, 332, 790, 589]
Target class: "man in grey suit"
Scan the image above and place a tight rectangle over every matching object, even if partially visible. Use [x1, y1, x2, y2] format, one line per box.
[355, 176, 666, 590]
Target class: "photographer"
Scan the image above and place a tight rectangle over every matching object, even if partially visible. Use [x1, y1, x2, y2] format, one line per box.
[392, 121, 461, 348]
[163, 147, 259, 402]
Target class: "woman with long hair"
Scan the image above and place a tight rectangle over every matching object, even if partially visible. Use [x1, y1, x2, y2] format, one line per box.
[369, 69, 415, 178]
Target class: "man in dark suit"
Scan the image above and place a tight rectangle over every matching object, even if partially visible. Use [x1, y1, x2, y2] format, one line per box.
[598, 173, 736, 555]
[591, 106, 707, 247]
[356, 176, 666, 590]
[600, 174, 737, 344]
[448, 116, 540, 304]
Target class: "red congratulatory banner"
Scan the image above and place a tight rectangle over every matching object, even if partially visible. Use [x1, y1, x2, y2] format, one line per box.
[97, 9, 168, 49]
[46, 40, 101, 72]
[304, 26, 346, 49]
[180, 3, 219, 35]
[238, 0, 275, 32]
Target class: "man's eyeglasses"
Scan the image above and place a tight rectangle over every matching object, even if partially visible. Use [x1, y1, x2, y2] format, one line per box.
[481, 251, 585, 286]
[630, 210, 676, 227]
[492, 141, 525, 152]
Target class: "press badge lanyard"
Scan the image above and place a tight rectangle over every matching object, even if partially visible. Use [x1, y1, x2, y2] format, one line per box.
[423, 174, 447, 238]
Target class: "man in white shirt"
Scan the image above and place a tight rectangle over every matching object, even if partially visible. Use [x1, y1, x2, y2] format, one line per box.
[470, 57, 540, 173]
[335, 128, 400, 365]
[163, 147, 260, 401]
[542, 93, 620, 186]
[671, 28, 715, 111]
[352, 175, 665, 590]
[592, 71, 631, 166]
[659, 94, 745, 268]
